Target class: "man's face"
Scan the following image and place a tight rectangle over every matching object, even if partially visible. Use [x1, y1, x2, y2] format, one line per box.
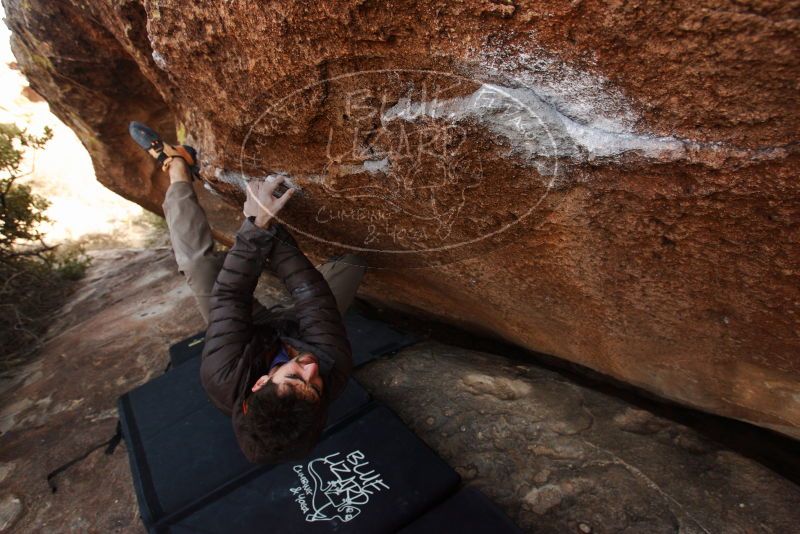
[251, 352, 323, 402]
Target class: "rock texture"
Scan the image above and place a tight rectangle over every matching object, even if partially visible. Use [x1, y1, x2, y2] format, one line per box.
[0, 248, 201, 533]
[3, 0, 800, 438]
[358, 344, 800, 534]
[1, 247, 798, 533]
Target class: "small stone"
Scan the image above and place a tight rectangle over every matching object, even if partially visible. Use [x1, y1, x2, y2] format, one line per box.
[0, 463, 14, 484]
[533, 469, 550, 485]
[579, 522, 592, 533]
[523, 484, 563, 515]
[455, 465, 478, 480]
[0, 495, 22, 531]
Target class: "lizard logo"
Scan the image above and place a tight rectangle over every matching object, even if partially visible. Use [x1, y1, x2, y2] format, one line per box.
[290, 449, 390, 523]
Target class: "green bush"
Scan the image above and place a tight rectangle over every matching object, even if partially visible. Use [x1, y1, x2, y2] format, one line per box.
[0, 123, 90, 369]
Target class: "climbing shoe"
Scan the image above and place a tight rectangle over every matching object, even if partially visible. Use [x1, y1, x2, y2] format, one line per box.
[128, 121, 199, 177]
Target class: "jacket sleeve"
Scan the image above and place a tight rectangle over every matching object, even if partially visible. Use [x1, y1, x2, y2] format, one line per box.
[267, 224, 352, 399]
[200, 217, 277, 413]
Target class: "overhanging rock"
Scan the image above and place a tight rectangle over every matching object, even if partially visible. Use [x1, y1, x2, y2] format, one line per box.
[4, 0, 799, 438]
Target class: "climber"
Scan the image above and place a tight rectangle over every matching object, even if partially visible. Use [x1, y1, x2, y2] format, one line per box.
[128, 122, 366, 463]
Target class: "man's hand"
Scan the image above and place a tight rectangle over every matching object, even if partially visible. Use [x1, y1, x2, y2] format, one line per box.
[243, 175, 295, 228]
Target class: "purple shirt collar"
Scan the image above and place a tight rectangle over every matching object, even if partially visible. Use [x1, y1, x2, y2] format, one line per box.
[269, 342, 291, 371]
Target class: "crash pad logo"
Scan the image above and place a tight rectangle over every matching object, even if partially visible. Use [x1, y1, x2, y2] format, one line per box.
[290, 449, 390, 523]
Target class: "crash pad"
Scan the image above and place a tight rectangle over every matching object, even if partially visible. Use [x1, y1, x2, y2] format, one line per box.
[118, 356, 370, 527]
[156, 403, 460, 533]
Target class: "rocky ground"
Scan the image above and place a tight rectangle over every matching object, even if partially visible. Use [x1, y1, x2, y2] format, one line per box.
[361, 345, 800, 533]
[0, 248, 798, 533]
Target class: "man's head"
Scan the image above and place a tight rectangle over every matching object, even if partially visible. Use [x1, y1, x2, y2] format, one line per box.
[236, 351, 327, 463]
[251, 352, 323, 401]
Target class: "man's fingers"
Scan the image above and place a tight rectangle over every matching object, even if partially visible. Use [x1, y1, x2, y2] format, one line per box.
[264, 175, 285, 196]
[245, 180, 263, 201]
[275, 187, 295, 210]
[244, 178, 294, 222]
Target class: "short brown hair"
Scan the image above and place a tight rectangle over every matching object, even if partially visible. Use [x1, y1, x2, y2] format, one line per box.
[235, 381, 326, 463]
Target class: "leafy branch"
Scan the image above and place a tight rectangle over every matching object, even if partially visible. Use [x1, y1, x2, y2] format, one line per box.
[0, 122, 90, 370]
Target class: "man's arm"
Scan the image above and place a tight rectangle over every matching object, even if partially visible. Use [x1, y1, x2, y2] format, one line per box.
[200, 218, 274, 412]
[267, 224, 353, 398]
[200, 178, 294, 413]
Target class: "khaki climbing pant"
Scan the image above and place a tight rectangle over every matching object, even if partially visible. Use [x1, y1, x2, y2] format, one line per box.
[162, 181, 366, 324]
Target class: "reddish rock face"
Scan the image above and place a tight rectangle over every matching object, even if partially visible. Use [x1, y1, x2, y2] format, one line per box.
[4, 0, 799, 438]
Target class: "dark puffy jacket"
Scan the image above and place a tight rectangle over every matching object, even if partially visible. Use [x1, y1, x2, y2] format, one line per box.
[199, 217, 352, 462]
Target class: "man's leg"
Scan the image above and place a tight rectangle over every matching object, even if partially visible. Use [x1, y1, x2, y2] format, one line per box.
[161, 159, 224, 324]
[316, 254, 367, 317]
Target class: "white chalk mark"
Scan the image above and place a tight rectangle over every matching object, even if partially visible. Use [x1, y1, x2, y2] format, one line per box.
[381, 83, 686, 175]
[337, 157, 391, 176]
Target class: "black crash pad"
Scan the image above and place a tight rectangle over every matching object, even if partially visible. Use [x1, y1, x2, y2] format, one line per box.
[343, 307, 422, 367]
[168, 307, 422, 369]
[399, 487, 522, 533]
[118, 356, 370, 528]
[167, 331, 205, 368]
[157, 403, 460, 534]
